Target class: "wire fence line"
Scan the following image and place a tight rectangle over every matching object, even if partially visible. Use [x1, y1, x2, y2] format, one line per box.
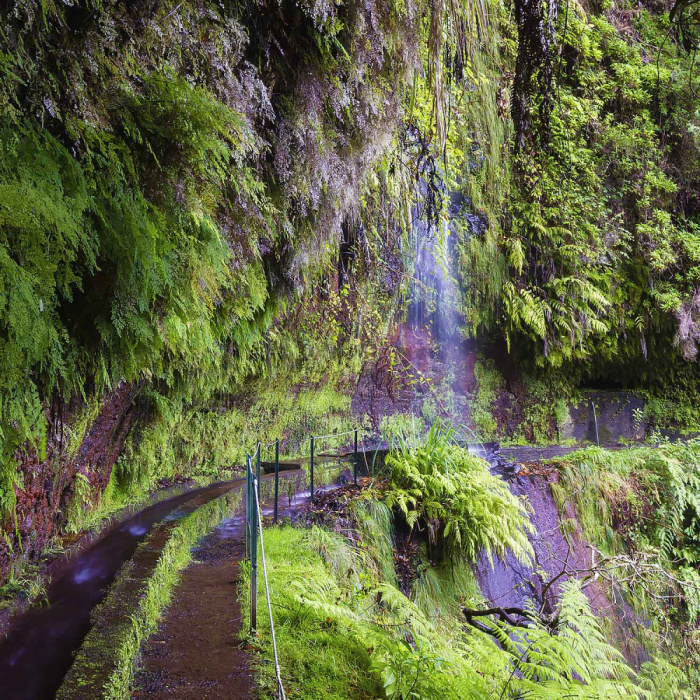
[243, 426, 377, 698]
[250, 427, 367, 460]
[252, 474, 287, 700]
[241, 424, 483, 697]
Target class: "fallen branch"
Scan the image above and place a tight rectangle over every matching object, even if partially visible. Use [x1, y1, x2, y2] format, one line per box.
[463, 606, 535, 630]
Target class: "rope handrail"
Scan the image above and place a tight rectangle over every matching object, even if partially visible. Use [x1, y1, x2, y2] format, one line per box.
[248, 423, 488, 464]
[243, 423, 371, 671]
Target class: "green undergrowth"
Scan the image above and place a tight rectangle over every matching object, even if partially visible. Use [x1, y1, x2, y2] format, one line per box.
[469, 358, 505, 440]
[245, 523, 672, 699]
[0, 559, 49, 610]
[637, 392, 700, 437]
[550, 444, 700, 691]
[117, 375, 360, 494]
[383, 420, 534, 563]
[470, 358, 575, 444]
[63, 375, 359, 536]
[63, 474, 219, 542]
[244, 426, 682, 698]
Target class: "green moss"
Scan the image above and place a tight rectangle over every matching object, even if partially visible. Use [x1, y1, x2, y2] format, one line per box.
[469, 358, 504, 440]
[58, 485, 243, 700]
[0, 0, 412, 521]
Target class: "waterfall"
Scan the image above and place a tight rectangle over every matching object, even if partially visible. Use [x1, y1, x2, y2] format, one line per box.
[407, 188, 461, 345]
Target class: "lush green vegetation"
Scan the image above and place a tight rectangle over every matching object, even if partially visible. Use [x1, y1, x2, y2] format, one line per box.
[247, 527, 642, 698]
[1, 0, 700, 542]
[550, 444, 700, 688]
[247, 502, 686, 698]
[444, 0, 700, 385]
[0, 0, 410, 554]
[384, 420, 534, 562]
[3, 2, 700, 693]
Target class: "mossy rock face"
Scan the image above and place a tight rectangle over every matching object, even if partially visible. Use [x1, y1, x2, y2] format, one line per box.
[0, 0, 409, 567]
[562, 391, 700, 445]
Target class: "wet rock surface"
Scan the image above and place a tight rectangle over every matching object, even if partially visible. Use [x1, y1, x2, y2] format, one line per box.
[474, 448, 647, 665]
[0, 383, 141, 588]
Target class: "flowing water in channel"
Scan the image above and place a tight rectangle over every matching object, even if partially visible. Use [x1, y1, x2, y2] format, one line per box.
[0, 480, 239, 700]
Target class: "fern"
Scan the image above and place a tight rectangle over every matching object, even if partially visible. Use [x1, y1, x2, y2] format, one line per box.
[467, 581, 643, 699]
[384, 419, 534, 564]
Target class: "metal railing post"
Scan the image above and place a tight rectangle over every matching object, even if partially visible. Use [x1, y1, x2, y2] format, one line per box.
[250, 472, 258, 635]
[310, 435, 315, 502]
[245, 455, 251, 558]
[251, 477, 287, 700]
[274, 438, 280, 524]
[256, 440, 261, 483]
[353, 428, 358, 486]
[591, 401, 600, 447]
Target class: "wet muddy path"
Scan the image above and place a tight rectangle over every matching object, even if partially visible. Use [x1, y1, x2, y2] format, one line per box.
[0, 480, 240, 700]
[131, 478, 339, 699]
[131, 509, 253, 699]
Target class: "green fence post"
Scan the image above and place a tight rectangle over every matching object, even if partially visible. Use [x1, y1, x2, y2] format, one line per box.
[274, 438, 280, 524]
[354, 428, 359, 485]
[245, 455, 251, 558]
[250, 471, 258, 636]
[256, 440, 261, 483]
[310, 435, 315, 502]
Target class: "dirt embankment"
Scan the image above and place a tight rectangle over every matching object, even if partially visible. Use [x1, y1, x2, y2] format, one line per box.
[0, 383, 140, 586]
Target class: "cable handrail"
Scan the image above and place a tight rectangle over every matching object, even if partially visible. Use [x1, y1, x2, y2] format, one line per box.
[241, 423, 475, 694]
[242, 421, 392, 686]
[252, 475, 287, 700]
[312, 427, 366, 441]
[246, 428, 367, 461]
[244, 425, 366, 639]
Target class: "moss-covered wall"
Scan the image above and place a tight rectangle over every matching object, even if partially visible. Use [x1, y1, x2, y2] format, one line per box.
[3, 0, 700, 586]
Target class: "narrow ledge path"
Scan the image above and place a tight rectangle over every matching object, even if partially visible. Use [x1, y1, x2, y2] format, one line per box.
[131, 510, 254, 699]
[130, 478, 334, 699]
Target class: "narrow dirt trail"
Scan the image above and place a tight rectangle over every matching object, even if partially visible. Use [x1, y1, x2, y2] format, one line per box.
[131, 482, 320, 699]
[131, 511, 254, 699]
